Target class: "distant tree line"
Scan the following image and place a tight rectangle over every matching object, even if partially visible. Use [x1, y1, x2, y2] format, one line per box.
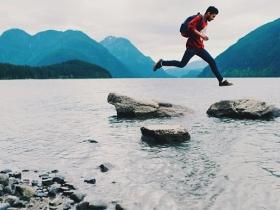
[0, 60, 112, 79]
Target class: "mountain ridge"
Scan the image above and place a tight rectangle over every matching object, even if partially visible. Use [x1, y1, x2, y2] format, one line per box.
[199, 18, 280, 77]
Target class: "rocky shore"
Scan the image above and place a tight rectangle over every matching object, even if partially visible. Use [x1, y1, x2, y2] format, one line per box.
[2, 94, 280, 209]
[0, 169, 124, 210]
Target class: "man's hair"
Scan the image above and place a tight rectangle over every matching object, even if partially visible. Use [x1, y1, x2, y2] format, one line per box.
[206, 6, 219, 15]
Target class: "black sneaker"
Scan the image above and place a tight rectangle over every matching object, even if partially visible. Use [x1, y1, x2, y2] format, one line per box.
[219, 80, 233, 86]
[153, 59, 163, 72]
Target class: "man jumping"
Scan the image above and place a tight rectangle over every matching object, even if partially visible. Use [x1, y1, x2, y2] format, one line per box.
[153, 6, 233, 86]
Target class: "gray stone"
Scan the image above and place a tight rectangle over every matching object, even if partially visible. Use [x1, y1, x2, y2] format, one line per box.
[88, 200, 107, 210]
[4, 185, 13, 195]
[69, 191, 86, 203]
[9, 172, 21, 179]
[62, 190, 74, 196]
[35, 191, 48, 197]
[0, 203, 10, 210]
[0, 184, 4, 196]
[84, 178, 96, 184]
[141, 125, 191, 144]
[76, 201, 89, 210]
[62, 201, 72, 210]
[107, 93, 192, 119]
[8, 177, 19, 186]
[31, 180, 39, 187]
[49, 197, 63, 206]
[12, 200, 26, 208]
[0, 169, 12, 174]
[48, 183, 62, 197]
[42, 178, 54, 186]
[4, 195, 19, 206]
[22, 179, 30, 185]
[115, 204, 125, 210]
[15, 185, 35, 199]
[63, 183, 76, 190]
[87, 139, 98, 144]
[0, 174, 9, 186]
[207, 99, 280, 120]
[59, 186, 71, 192]
[39, 173, 50, 179]
[53, 175, 65, 184]
[99, 164, 109, 173]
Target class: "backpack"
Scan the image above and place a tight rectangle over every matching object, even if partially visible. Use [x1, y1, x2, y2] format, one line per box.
[180, 13, 203, 38]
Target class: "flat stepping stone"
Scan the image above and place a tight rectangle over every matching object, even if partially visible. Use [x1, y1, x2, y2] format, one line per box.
[207, 99, 280, 120]
[141, 125, 190, 144]
[108, 93, 192, 119]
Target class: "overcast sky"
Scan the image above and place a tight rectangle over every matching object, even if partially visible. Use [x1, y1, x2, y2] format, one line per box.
[0, 0, 279, 62]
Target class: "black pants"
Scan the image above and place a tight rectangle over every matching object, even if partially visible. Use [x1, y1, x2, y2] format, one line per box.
[162, 48, 223, 82]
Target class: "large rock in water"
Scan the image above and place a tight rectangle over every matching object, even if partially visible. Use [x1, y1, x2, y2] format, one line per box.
[207, 99, 280, 120]
[141, 125, 190, 144]
[107, 93, 191, 118]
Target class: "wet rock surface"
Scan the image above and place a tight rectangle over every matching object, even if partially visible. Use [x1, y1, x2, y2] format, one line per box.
[141, 125, 191, 144]
[207, 99, 280, 120]
[107, 93, 192, 119]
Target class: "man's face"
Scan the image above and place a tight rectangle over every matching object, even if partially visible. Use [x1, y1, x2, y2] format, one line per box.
[207, 13, 217, 22]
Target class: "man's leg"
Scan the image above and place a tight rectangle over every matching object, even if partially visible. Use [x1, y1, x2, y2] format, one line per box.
[153, 48, 195, 71]
[196, 48, 223, 83]
[162, 48, 195, 67]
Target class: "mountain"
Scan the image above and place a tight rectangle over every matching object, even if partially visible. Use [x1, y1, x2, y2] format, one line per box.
[199, 18, 280, 77]
[164, 60, 207, 77]
[100, 36, 172, 78]
[0, 29, 133, 78]
[0, 60, 111, 79]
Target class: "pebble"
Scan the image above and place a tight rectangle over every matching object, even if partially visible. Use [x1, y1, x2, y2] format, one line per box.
[69, 191, 86, 203]
[52, 175, 65, 184]
[116, 203, 126, 210]
[99, 164, 109, 173]
[42, 178, 53, 186]
[84, 178, 96, 184]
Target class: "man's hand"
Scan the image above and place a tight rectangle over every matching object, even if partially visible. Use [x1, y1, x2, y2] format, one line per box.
[201, 34, 209, 41]
[194, 29, 209, 41]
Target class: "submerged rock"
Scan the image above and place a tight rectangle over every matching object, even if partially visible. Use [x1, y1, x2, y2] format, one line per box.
[84, 178, 96, 185]
[207, 99, 280, 120]
[107, 93, 192, 119]
[141, 125, 190, 144]
[99, 164, 109, 173]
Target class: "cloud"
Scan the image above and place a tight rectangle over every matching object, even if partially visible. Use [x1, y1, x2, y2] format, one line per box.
[0, 0, 279, 61]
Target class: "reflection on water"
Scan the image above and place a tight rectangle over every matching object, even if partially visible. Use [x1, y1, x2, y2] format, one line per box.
[0, 78, 280, 210]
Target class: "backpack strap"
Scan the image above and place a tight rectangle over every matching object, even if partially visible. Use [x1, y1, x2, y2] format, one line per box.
[197, 13, 204, 31]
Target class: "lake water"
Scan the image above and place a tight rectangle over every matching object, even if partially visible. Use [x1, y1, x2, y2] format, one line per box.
[0, 78, 280, 210]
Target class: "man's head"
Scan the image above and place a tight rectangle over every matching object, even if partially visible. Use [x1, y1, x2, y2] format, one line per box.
[205, 6, 219, 22]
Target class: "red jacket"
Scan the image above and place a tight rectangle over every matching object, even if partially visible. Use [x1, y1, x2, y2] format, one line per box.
[186, 15, 207, 49]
